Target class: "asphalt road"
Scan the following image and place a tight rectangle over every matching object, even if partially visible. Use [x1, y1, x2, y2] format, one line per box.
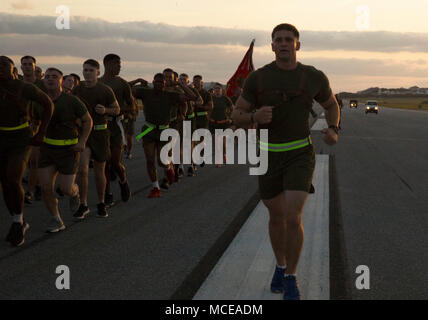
[312, 103, 428, 299]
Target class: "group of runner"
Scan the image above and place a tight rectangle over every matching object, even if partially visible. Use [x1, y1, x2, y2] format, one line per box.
[0, 53, 235, 247]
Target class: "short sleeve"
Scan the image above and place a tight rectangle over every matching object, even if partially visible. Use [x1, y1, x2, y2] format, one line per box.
[314, 70, 332, 104]
[241, 71, 258, 106]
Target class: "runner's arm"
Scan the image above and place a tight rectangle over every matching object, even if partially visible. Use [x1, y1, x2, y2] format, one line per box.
[79, 111, 93, 146]
[319, 93, 340, 127]
[231, 96, 255, 128]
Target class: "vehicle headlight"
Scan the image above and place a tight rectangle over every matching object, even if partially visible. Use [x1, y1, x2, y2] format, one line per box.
[375, 107, 378, 110]
[366, 107, 369, 109]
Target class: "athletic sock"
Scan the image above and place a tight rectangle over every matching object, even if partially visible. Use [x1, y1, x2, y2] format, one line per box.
[12, 214, 23, 224]
[277, 265, 286, 270]
[285, 273, 297, 277]
[153, 181, 160, 189]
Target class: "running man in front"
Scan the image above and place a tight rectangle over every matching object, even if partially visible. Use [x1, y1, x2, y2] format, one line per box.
[38, 68, 92, 233]
[133, 73, 197, 198]
[232, 23, 340, 300]
[73, 59, 120, 219]
[99, 54, 133, 207]
[0, 56, 54, 246]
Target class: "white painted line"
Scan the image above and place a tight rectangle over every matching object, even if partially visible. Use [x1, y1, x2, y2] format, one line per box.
[193, 155, 330, 300]
[311, 118, 328, 131]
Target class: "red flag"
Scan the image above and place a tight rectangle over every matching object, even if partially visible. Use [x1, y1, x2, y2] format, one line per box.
[226, 39, 255, 97]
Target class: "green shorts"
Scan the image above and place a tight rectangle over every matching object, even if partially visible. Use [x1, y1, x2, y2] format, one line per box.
[87, 129, 110, 163]
[258, 145, 315, 200]
[38, 144, 80, 175]
[141, 125, 169, 148]
[123, 118, 135, 136]
[0, 128, 32, 168]
[108, 118, 124, 149]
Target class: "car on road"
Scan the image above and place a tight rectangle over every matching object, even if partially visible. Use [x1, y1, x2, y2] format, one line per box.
[350, 99, 358, 108]
[365, 100, 379, 114]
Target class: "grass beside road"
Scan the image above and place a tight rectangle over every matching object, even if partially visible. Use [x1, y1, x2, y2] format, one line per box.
[343, 96, 428, 111]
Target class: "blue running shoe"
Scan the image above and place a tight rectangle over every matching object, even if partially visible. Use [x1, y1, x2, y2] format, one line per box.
[270, 266, 286, 293]
[283, 275, 301, 300]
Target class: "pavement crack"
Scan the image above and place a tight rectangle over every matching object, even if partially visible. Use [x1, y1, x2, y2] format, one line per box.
[395, 173, 414, 194]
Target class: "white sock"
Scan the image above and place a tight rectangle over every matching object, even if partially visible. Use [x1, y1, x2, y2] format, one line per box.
[153, 181, 159, 189]
[13, 214, 23, 224]
[285, 273, 297, 277]
[277, 264, 286, 269]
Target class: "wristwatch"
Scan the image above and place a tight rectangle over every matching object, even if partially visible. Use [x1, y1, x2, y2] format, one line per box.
[328, 125, 339, 135]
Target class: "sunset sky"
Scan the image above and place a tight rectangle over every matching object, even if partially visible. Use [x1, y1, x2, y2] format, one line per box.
[2, 0, 428, 92]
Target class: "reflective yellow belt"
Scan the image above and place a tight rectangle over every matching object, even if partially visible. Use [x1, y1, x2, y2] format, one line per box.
[135, 121, 169, 142]
[259, 136, 312, 152]
[187, 112, 195, 119]
[44, 137, 78, 146]
[0, 122, 29, 131]
[94, 124, 108, 131]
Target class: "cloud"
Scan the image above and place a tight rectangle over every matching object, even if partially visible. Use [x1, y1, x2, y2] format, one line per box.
[10, 0, 34, 10]
[2, 13, 428, 52]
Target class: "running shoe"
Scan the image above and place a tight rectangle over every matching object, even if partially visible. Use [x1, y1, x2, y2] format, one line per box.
[97, 203, 108, 218]
[46, 217, 65, 233]
[6, 221, 30, 247]
[119, 180, 131, 202]
[105, 192, 115, 207]
[283, 275, 301, 300]
[187, 166, 195, 177]
[167, 165, 176, 184]
[270, 266, 286, 293]
[24, 192, 33, 204]
[148, 188, 161, 198]
[177, 167, 184, 178]
[73, 204, 90, 220]
[160, 178, 169, 190]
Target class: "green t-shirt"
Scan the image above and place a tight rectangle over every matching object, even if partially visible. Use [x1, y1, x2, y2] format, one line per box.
[134, 88, 180, 125]
[73, 81, 117, 125]
[164, 85, 186, 121]
[195, 88, 212, 113]
[45, 92, 87, 141]
[30, 79, 47, 122]
[99, 76, 133, 115]
[211, 96, 233, 121]
[0, 79, 46, 127]
[242, 61, 331, 143]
